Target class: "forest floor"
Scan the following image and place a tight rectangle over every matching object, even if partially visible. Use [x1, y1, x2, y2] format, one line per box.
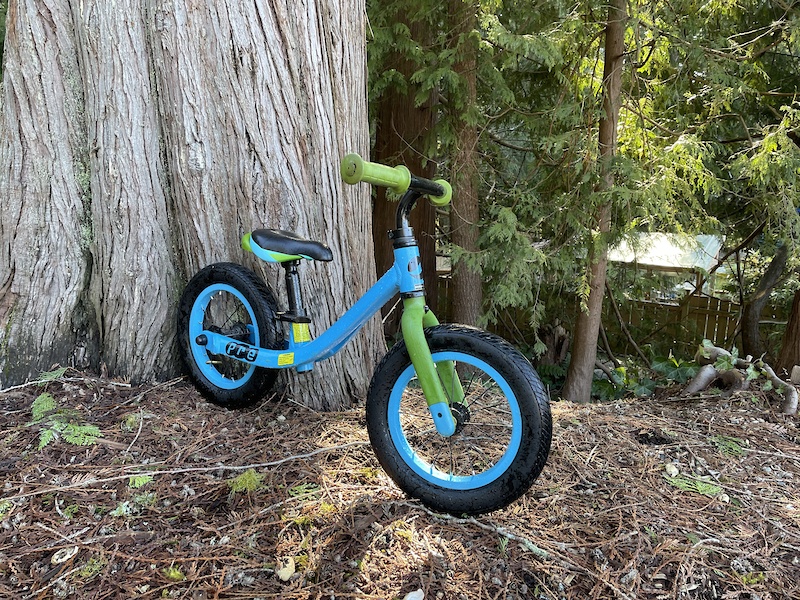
[1, 372, 799, 600]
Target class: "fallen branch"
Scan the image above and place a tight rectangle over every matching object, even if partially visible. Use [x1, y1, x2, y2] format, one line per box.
[684, 341, 798, 415]
[759, 360, 799, 415]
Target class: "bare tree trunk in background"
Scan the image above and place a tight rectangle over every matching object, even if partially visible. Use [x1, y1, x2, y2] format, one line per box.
[373, 19, 437, 338]
[0, 0, 382, 410]
[448, 0, 482, 328]
[741, 243, 788, 362]
[561, 0, 626, 403]
[777, 289, 800, 374]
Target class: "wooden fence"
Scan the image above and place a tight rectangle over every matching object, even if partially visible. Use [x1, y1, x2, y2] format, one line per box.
[605, 295, 740, 358]
[437, 277, 800, 360]
[437, 274, 744, 360]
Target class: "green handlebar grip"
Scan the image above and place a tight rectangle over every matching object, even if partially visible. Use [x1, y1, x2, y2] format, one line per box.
[430, 179, 452, 206]
[341, 153, 411, 194]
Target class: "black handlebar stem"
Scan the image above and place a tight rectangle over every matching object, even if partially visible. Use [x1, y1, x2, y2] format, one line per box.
[389, 176, 444, 249]
[409, 175, 445, 198]
[396, 190, 422, 231]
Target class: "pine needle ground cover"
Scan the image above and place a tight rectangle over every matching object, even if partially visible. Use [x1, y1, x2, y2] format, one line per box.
[1, 374, 798, 599]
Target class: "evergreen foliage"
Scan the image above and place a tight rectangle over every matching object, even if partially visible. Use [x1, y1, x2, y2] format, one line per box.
[368, 0, 800, 371]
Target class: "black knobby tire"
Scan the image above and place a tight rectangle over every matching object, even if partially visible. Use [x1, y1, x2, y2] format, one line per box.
[177, 262, 283, 408]
[366, 324, 552, 515]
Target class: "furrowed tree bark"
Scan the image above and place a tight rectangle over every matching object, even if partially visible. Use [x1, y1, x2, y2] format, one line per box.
[76, 0, 177, 381]
[448, 0, 482, 328]
[0, 0, 382, 410]
[561, 0, 626, 403]
[0, 0, 95, 381]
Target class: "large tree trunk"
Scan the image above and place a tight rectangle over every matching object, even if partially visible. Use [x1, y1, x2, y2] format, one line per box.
[777, 289, 800, 374]
[561, 0, 626, 403]
[448, 0, 482, 328]
[741, 243, 788, 361]
[372, 19, 437, 337]
[0, 0, 382, 410]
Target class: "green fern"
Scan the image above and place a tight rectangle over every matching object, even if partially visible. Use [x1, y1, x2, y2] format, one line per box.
[128, 475, 153, 489]
[711, 435, 746, 457]
[31, 393, 57, 422]
[37, 428, 58, 450]
[27, 393, 102, 450]
[37, 367, 68, 386]
[665, 475, 722, 498]
[63, 423, 102, 446]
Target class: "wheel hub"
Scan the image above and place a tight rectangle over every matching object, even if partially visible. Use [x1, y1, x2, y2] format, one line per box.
[449, 402, 471, 435]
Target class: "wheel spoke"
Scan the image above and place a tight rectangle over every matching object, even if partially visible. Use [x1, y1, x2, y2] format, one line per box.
[394, 356, 517, 482]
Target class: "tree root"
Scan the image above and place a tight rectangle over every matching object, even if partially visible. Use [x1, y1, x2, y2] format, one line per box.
[683, 342, 798, 415]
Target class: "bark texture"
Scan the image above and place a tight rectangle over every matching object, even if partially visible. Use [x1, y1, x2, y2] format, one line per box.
[447, 0, 482, 328]
[561, 0, 626, 403]
[741, 243, 788, 361]
[777, 289, 800, 374]
[0, 0, 381, 409]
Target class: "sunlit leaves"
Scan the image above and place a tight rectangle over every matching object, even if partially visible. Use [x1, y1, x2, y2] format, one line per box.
[368, 0, 800, 349]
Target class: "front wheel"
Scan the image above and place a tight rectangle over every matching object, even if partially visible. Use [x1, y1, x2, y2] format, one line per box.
[177, 262, 283, 409]
[366, 325, 552, 515]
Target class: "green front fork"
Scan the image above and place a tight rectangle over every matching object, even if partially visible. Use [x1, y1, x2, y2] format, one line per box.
[400, 296, 465, 437]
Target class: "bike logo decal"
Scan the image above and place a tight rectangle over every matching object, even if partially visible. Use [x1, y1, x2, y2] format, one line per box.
[225, 342, 259, 362]
[407, 258, 422, 279]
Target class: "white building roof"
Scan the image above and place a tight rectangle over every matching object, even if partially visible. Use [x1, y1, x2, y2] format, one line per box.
[608, 233, 722, 273]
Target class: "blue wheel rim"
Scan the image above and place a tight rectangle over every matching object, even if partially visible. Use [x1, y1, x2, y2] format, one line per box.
[387, 351, 523, 490]
[188, 283, 258, 390]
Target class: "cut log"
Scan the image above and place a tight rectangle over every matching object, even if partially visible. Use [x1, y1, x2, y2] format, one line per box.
[685, 342, 797, 416]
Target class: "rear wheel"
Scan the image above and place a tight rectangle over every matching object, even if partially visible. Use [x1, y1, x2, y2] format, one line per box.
[366, 325, 551, 515]
[177, 263, 282, 408]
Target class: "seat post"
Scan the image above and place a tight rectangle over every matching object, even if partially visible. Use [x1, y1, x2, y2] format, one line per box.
[282, 260, 307, 319]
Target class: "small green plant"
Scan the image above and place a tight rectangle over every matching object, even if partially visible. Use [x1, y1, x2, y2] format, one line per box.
[227, 469, 265, 494]
[292, 514, 314, 527]
[355, 467, 381, 482]
[0, 499, 12, 518]
[498, 536, 510, 557]
[665, 474, 722, 498]
[28, 393, 103, 450]
[79, 556, 107, 580]
[110, 490, 156, 517]
[699, 339, 738, 372]
[110, 501, 133, 517]
[710, 435, 746, 457]
[121, 412, 143, 432]
[129, 475, 153, 489]
[318, 502, 336, 515]
[651, 355, 700, 384]
[133, 491, 157, 507]
[288, 482, 320, 499]
[37, 367, 68, 386]
[162, 565, 185, 582]
[739, 572, 766, 585]
[293, 554, 309, 570]
[592, 364, 656, 401]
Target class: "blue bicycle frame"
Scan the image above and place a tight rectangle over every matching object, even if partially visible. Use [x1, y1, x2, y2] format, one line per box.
[197, 245, 422, 371]
[192, 220, 459, 436]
